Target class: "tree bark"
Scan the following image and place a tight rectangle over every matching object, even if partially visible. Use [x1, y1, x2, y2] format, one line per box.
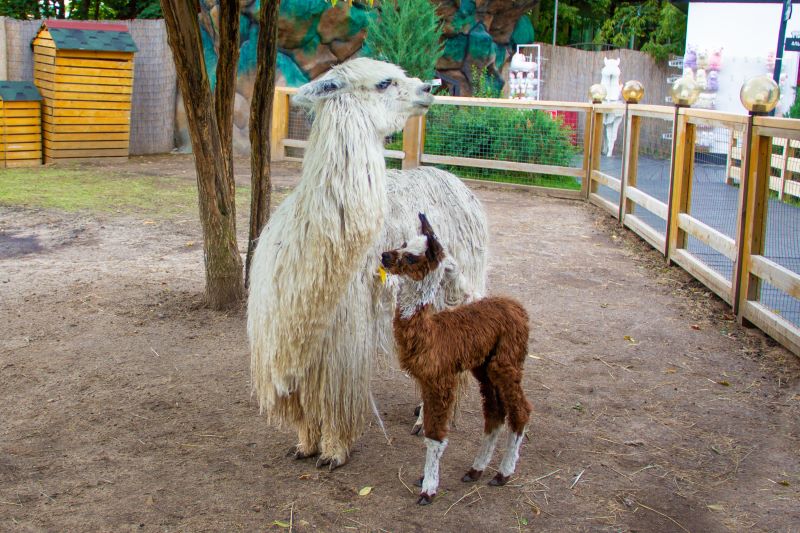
[245, 0, 281, 286]
[161, 0, 244, 309]
[215, 0, 240, 186]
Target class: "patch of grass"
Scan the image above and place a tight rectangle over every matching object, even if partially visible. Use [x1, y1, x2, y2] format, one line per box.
[0, 167, 251, 217]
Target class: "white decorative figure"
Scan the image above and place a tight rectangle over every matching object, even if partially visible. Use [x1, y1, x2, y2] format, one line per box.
[696, 68, 708, 91]
[600, 57, 623, 157]
[509, 51, 537, 100]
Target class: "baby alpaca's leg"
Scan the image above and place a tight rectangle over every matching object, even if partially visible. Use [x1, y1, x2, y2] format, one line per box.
[490, 430, 525, 486]
[418, 437, 448, 505]
[463, 370, 505, 482]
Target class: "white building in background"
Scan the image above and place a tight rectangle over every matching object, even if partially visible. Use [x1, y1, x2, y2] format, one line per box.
[686, 1, 800, 116]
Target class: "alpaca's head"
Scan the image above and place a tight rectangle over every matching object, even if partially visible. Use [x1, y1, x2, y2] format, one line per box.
[381, 213, 445, 281]
[293, 58, 434, 136]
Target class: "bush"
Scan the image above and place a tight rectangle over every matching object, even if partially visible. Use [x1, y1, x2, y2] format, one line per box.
[363, 0, 443, 80]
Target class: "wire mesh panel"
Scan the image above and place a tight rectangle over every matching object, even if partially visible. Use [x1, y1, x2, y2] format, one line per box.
[684, 124, 742, 282]
[625, 114, 674, 237]
[595, 110, 625, 206]
[422, 101, 586, 190]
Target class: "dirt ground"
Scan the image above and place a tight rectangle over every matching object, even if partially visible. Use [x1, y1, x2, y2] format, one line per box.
[1, 155, 799, 533]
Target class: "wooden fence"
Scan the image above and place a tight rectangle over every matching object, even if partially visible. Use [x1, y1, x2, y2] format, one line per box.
[271, 87, 800, 356]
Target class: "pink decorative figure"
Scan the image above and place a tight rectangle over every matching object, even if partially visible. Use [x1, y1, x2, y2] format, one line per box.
[709, 49, 723, 71]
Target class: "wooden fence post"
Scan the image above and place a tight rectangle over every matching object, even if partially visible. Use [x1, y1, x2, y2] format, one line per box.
[270, 88, 290, 162]
[666, 113, 696, 262]
[588, 110, 604, 198]
[402, 115, 425, 169]
[734, 120, 771, 320]
[581, 109, 593, 198]
[620, 113, 641, 223]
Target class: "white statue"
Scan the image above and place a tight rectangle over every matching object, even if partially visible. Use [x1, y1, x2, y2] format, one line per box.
[509, 51, 538, 99]
[600, 57, 623, 157]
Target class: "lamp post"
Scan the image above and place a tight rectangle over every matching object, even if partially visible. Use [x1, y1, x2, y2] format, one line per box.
[618, 80, 644, 222]
[733, 75, 781, 316]
[589, 83, 607, 104]
[664, 76, 701, 260]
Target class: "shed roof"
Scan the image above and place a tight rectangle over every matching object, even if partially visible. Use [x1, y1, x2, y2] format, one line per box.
[0, 81, 42, 102]
[39, 20, 137, 53]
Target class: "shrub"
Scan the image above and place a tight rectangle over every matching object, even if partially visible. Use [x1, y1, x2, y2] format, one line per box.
[363, 0, 443, 80]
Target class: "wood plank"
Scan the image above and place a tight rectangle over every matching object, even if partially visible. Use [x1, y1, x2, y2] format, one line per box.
[402, 115, 424, 169]
[44, 155, 127, 164]
[742, 301, 800, 356]
[624, 214, 667, 254]
[3, 101, 41, 110]
[56, 49, 132, 60]
[682, 107, 748, 125]
[55, 65, 133, 78]
[55, 56, 133, 70]
[32, 36, 56, 49]
[677, 213, 737, 261]
[33, 53, 55, 66]
[0, 142, 42, 151]
[44, 148, 128, 158]
[0, 108, 41, 118]
[671, 249, 733, 304]
[0, 117, 42, 126]
[33, 79, 133, 94]
[591, 170, 621, 191]
[43, 115, 130, 126]
[44, 139, 129, 150]
[749, 255, 800, 299]
[33, 45, 56, 57]
[36, 71, 133, 87]
[45, 132, 129, 142]
[420, 153, 585, 178]
[37, 87, 132, 102]
[43, 106, 129, 119]
[625, 186, 668, 219]
[1, 134, 41, 143]
[50, 99, 131, 111]
[43, 122, 128, 133]
[0, 150, 42, 160]
[589, 192, 618, 216]
[434, 94, 592, 112]
[4, 159, 42, 168]
[2, 126, 41, 134]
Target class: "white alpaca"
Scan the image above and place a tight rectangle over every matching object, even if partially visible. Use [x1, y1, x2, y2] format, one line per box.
[248, 58, 488, 468]
[600, 57, 623, 157]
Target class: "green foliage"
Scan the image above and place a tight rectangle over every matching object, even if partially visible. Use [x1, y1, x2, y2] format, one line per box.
[597, 0, 686, 60]
[784, 88, 800, 119]
[399, 67, 580, 189]
[0, 0, 162, 19]
[363, 0, 444, 80]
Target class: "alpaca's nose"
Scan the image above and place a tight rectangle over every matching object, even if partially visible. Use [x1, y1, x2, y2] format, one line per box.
[381, 252, 392, 266]
[420, 83, 432, 94]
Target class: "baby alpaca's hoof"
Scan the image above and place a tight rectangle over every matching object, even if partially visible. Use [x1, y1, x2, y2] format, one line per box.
[411, 423, 423, 436]
[288, 446, 318, 460]
[315, 456, 347, 471]
[489, 473, 510, 486]
[461, 468, 483, 482]
[416, 492, 433, 505]
[413, 476, 424, 488]
[413, 404, 422, 417]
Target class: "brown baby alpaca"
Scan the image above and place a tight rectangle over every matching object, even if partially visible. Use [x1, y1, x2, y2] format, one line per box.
[382, 213, 533, 504]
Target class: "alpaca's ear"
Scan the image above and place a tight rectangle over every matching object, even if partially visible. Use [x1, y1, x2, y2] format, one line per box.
[293, 75, 346, 109]
[419, 213, 444, 263]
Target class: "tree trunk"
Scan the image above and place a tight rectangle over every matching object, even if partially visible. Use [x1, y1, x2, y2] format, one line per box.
[161, 0, 244, 309]
[215, 0, 240, 185]
[245, 0, 281, 286]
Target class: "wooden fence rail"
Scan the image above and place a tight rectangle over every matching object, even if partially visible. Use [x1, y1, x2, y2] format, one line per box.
[270, 86, 800, 356]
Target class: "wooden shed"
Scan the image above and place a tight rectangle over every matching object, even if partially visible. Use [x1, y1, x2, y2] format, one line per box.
[32, 20, 137, 163]
[0, 81, 43, 168]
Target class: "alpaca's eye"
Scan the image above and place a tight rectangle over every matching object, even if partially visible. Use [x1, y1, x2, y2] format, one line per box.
[405, 255, 418, 265]
[376, 79, 392, 90]
[400, 241, 407, 248]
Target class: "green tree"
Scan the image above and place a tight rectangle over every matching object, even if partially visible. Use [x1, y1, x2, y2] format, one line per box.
[363, 0, 443, 80]
[0, 0, 65, 18]
[597, 0, 686, 60]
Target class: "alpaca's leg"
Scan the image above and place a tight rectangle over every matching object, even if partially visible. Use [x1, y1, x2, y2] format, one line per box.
[417, 437, 447, 505]
[463, 368, 505, 482]
[411, 402, 424, 435]
[416, 386, 455, 504]
[490, 430, 525, 486]
[292, 418, 321, 459]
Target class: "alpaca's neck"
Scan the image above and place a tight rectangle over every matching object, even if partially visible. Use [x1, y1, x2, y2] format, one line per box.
[396, 269, 444, 320]
[300, 94, 387, 195]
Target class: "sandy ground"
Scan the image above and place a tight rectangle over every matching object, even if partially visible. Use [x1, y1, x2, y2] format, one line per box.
[1, 155, 799, 532]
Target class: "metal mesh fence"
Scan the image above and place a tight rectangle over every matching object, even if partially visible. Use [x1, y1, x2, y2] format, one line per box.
[685, 125, 741, 281]
[759, 137, 800, 327]
[596, 111, 624, 206]
[422, 104, 586, 190]
[626, 115, 674, 236]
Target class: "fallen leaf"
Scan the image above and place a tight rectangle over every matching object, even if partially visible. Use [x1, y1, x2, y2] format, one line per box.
[707, 504, 725, 512]
[519, 517, 529, 525]
[779, 480, 790, 486]
[623, 335, 638, 345]
[600, 303, 608, 308]
[718, 380, 731, 387]
[664, 367, 678, 374]
[572, 402, 583, 412]
[358, 486, 372, 496]
[691, 324, 701, 330]
[143, 220, 155, 225]
[185, 241, 195, 247]
[272, 520, 290, 528]
[299, 473, 311, 480]
[528, 354, 542, 359]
